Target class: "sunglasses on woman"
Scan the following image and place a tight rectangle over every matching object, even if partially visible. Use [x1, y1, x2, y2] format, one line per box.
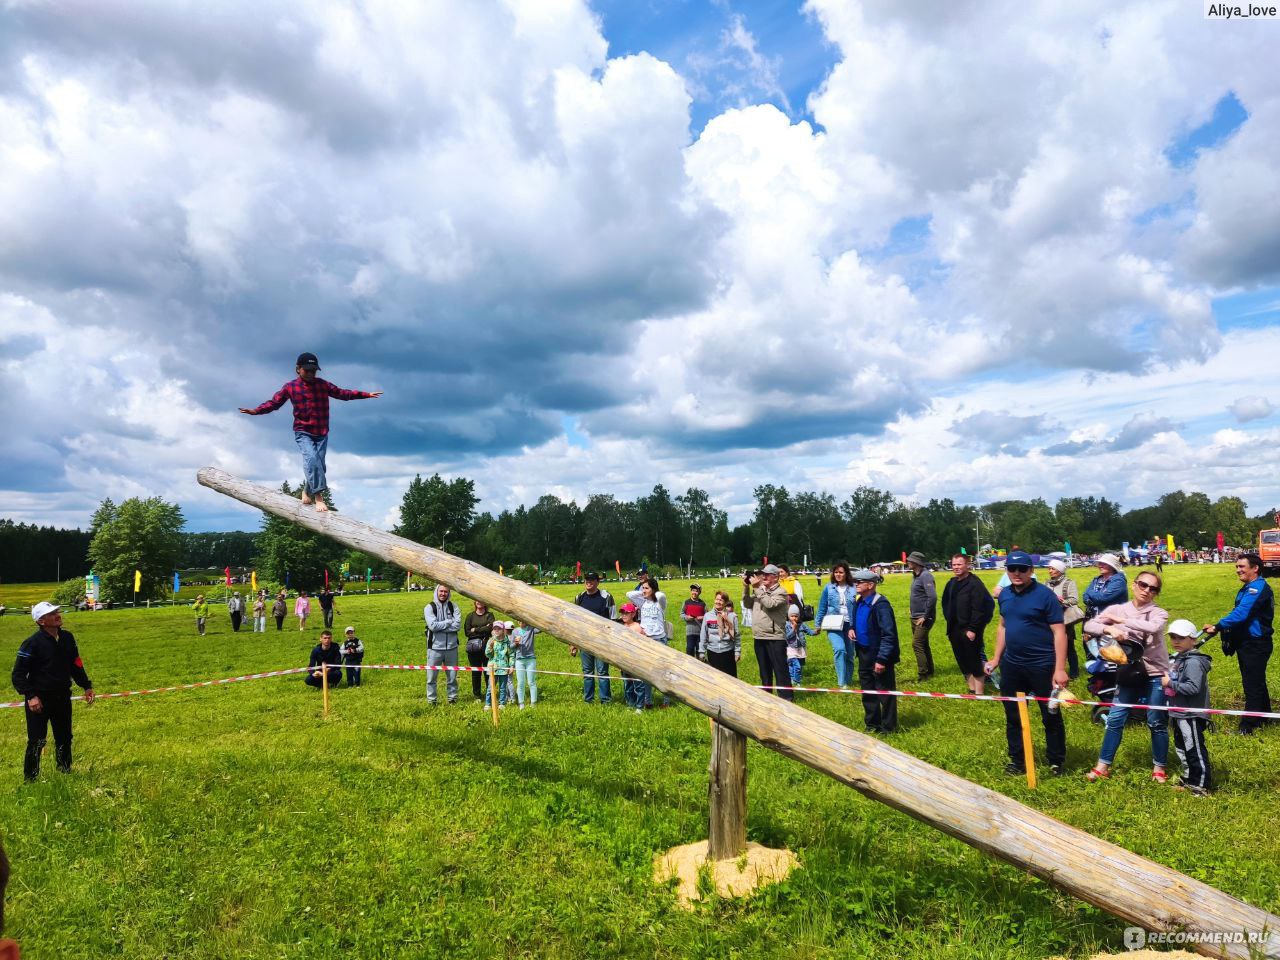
[1135, 580, 1160, 593]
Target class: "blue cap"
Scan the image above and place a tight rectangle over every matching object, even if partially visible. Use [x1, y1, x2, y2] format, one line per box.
[1006, 550, 1034, 567]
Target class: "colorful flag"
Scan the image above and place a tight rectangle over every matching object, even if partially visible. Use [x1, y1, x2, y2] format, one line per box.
[575, 560, 582, 579]
[1216, 531, 1225, 551]
[499, 565, 504, 576]
[173, 571, 181, 594]
[324, 567, 329, 588]
[1167, 534, 1175, 553]
[614, 560, 621, 576]
[1064, 541, 1072, 555]
[340, 561, 349, 576]
[366, 567, 372, 583]
[224, 566, 232, 586]
[134, 569, 142, 593]
[251, 570, 257, 592]
[901, 551, 907, 563]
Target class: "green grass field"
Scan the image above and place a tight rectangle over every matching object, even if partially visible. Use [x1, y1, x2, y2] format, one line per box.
[0, 580, 403, 611]
[1, 566, 1277, 958]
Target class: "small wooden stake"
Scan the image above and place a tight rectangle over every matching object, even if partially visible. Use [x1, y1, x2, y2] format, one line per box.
[708, 721, 747, 860]
[487, 662, 500, 728]
[1017, 692, 1036, 789]
[321, 663, 330, 717]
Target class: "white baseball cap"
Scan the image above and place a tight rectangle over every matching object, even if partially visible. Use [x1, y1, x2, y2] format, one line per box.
[344, 626, 356, 634]
[1168, 619, 1198, 638]
[31, 601, 60, 622]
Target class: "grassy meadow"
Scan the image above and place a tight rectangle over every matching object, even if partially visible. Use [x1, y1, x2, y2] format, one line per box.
[1, 564, 1277, 959]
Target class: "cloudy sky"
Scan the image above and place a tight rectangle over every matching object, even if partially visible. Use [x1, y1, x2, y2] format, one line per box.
[2, 0, 1278, 533]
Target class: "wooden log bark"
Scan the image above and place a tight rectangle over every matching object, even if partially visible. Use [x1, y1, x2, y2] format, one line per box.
[197, 467, 1279, 959]
[708, 722, 747, 861]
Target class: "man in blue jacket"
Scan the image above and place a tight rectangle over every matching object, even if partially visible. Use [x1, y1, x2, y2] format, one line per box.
[1203, 553, 1274, 734]
[987, 551, 1069, 775]
[849, 568, 900, 733]
[1082, 553, 1128, 619]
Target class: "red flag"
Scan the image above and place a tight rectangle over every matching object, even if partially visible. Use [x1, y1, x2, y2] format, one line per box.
[224, 566, 231, 586]
[614, 559, 621, 576]
[1216, 531, 1225, 551]
[575, 560, 581, 580]
[325, 567, 330, 588]
[901, 551, 907, 562]
[762, 556, 768, 565]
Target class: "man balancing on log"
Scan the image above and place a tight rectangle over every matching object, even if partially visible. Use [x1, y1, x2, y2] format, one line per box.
[239, 352, 382, 512]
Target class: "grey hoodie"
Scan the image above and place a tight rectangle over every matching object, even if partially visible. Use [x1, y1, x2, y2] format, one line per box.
[424, 597, 461, 651]
[1167, 649, 1212, 721]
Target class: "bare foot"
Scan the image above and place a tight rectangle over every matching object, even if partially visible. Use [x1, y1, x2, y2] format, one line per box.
[301, 490, 313, 505]
[315, 500, 330, 512]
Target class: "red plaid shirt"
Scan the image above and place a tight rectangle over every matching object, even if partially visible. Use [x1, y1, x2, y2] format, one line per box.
[248, 377, 376, 437]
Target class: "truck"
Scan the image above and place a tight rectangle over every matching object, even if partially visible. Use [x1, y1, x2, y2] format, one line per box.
[1259, 519, 1280, 577]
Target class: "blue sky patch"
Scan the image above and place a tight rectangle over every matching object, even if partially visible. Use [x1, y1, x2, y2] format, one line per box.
[1165, 91, 1248, 168]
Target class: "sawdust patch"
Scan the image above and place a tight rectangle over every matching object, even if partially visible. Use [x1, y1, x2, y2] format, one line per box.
[654, 840, 798, 908]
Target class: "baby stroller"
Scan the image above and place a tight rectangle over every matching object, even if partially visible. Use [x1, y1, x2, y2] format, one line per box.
[1083, 636, 1149, 725]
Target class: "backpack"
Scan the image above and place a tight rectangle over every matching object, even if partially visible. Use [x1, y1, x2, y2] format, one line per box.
[785, 590, 815, 622]
[426, 600, 457, 642]
[1114, 637, 1147, 686]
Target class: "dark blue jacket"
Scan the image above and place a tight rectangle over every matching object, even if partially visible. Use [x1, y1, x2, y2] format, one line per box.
[1082, 572, 1128, 618]
[851, 592, 900, 666]
[1217, 577, 1273, 653]
[12, 628, 93, 697]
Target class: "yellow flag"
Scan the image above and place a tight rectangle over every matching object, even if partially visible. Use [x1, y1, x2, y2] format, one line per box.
[134, 569, 142, 592]
[1167, 534, 1175, 553]
[251, 570, 257, 592]
[499, 565, 504, 576]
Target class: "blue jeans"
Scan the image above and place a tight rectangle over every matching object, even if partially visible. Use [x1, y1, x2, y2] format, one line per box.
[484, 671, 512, 707]
[1099, 676, 1169, 766]
[294, 431, 329, 494]
[826, 631, 852, 686]
[580, 651, 612, 703]
[514, 656, 538, 706]
[788, 657, 805, 686]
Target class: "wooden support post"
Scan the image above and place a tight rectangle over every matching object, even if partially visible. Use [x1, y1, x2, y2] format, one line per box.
[708, 722, 747, 861]
[196, 468, 1280, 959]
[487, 662, 500, 728]
[321, 663, 330, 717]
[1017, 693, 1035, 789]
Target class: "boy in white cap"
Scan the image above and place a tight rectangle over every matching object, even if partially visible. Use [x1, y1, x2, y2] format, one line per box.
[1162, 619, 1213, 795]
[341, 626, 365, 687]
[11, 602, 95, 781]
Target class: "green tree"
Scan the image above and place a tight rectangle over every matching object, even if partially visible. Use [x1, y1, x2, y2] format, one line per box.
[791, 491, 843, 565]
[394, 473, 478, 555]
[255, 484, 346, 590]
[751, 484, 793, 561]
[839, 486, 898, 564]
[86, 496, 185, 601]
[1209, 496, 1253, 547]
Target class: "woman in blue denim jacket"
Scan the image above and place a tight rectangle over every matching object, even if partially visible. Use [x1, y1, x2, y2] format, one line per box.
[814, 561, 856, 687]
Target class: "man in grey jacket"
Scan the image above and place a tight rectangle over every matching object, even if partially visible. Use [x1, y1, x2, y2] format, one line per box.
[424, 584, 462, 704]
[906, 551, 936, 681]
[743, 564, 792, 701]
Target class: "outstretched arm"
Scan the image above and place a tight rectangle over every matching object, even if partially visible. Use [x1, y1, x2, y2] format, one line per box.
[240, 385, 291, 416]
[326, 382, 382, 401]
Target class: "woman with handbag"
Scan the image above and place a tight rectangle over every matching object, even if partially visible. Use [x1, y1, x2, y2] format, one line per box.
[814, 561, 856, 688]
[1082, 571, 1170, 783]
[462, 600, 495, 701]
[1047, 559, 1084, 678]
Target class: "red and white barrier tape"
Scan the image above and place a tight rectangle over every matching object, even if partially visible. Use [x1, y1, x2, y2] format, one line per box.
[5, 662, 1278, 721]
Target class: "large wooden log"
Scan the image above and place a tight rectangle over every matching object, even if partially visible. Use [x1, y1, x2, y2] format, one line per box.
[198, 467, 1279, 959]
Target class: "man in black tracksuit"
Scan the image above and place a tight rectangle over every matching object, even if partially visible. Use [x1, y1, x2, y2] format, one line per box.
[941, 553, 993, 696]
[305, 631, 343, 689]
[11, 602, 95, 781]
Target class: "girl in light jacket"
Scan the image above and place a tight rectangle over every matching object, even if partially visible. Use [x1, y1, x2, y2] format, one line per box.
[814, 561, 856, 688]
[295, 590, 311, 631]
[626, 576, 669, 707]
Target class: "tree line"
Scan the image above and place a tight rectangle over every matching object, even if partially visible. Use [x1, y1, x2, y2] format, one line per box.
[6, 480, 1275, 599]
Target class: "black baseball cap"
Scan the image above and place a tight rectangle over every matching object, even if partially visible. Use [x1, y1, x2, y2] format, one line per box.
[296, 352, 321, 369]
[584, 571, 600, 580]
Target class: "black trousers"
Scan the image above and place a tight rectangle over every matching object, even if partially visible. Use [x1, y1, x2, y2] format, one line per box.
[685, 634, 700, 657]
[344, 657, 364, 687]
[304, 669, 341, 689]
[466, 645, 488, 699]
[754, 637, 792, 700]
[707, 649, 737, 677]
[322, 607, 335, 629]
[1236, 639, 1273, 732]
[855, 645, 897, 732]
[230, 611, 242, 631]
[275, 614, 285, 630]
[1171, 716, 1212, 789]
[24, 690, 73, 778]
[999, 660, 1065, 767]
[1065, 623, 1080, 676]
